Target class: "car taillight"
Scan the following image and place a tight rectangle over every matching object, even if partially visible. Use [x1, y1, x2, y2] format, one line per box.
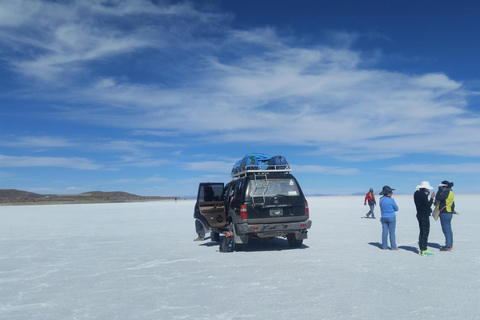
[240, 204, 247, 219]
[305, 201, 309, 216]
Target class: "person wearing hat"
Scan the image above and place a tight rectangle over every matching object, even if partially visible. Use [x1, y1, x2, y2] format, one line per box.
[379, 186, 399, 250]
[414, 181, 436, 256]
[435, 180, 455, 252]
[364, 188, 376, 218]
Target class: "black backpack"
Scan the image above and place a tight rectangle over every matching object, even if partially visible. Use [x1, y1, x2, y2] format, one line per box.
[219, 233, 234, 252]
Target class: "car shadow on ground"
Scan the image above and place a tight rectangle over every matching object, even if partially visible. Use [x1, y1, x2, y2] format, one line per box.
[200, 236, 309, 252]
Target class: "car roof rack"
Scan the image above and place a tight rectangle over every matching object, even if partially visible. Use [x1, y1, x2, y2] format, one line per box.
[231, 154, 291, 178]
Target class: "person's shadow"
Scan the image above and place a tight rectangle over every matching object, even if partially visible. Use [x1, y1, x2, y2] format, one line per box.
[368, 242, 420, 254]
[427, 242, 442, 249]
[368, 242, 384, 249]
[398, 245, 418, 254]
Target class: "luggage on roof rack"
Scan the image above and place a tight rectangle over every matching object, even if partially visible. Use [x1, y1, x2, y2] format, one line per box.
[268, 155, 288, 170]
[231, 153, 291, 178]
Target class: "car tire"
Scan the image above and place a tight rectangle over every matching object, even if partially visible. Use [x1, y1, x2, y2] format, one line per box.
[211, 232, 220, 242]
[228, 221, 241, 251]
[287, 233, 303, 247]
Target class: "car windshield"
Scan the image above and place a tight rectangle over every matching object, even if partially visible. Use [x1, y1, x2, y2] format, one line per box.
[247, 179, 299, 197]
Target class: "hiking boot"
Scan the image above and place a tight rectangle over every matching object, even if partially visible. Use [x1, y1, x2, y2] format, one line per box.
[420, 250, 433, 256]
[193, 236, 205, 241]
[440, 246, 453, 252]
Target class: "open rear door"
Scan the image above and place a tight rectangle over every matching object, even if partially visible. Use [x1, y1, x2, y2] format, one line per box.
[196, 183, 226, 228]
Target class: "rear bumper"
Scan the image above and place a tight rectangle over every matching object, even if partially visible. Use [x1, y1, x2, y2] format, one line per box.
[235, 219, 312, 239]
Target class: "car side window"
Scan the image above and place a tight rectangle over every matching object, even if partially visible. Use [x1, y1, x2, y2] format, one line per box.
[233, 180, 243, 201]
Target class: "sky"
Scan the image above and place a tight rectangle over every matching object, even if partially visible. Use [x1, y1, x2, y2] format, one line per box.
[1, 0, 480, 197]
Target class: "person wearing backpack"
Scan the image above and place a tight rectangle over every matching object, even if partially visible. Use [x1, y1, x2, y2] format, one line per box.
[379, 186, 399, 250]
[364, 188, 376, 218]
[435, 180, 455, 252]
[414, 181, 436, 256]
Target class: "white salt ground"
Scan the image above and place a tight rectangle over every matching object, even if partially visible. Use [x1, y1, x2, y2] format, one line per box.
[1, 195, 479, 320]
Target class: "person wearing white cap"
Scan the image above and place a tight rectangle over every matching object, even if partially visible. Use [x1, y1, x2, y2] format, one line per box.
[414, 181, 436, 256]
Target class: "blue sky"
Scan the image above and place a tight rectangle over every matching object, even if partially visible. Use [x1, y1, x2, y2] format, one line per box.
[1, 0, 480, 197]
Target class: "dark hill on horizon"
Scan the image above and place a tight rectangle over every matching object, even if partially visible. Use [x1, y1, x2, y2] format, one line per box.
[0, 189, 172, 205]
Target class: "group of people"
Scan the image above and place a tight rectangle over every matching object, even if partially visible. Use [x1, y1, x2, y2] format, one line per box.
[365, 180, 456, 255]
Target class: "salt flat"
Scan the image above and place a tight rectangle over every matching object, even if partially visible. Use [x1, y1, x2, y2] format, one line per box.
[1, 195, 479, 319]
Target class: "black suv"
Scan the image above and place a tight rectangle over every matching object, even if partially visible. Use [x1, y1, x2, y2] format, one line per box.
[194, 154, 312, 250]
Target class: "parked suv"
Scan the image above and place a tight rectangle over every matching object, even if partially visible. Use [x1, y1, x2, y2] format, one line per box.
[194, 154, 312, 250]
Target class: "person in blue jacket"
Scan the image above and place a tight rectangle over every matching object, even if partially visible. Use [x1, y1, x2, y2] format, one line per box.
[379, 185, 399, 250]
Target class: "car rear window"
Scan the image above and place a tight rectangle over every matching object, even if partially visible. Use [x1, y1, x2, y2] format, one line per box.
[247, 179, 300, 197]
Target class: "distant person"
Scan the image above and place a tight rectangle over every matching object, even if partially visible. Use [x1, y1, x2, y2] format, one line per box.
[379, 186, 399, 250]
[193, 220, 206, 241]
[435, 180, 455, 252]
[414, 181, 436, 256]
[364, 188, 376, 218]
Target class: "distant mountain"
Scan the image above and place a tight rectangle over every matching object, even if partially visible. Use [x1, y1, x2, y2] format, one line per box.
[0, 189, 171, 204]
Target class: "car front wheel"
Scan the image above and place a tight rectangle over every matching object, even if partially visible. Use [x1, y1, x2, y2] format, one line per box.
[211, 232, 220, 242]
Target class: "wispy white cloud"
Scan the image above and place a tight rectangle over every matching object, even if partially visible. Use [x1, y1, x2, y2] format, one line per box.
[385, 163, 480, 174]
[116, 157, 170, 168]
[0, 155, 102, 170]
[292, 165, 360, 175]
[101, 139, 177, 153]
[183, 161, 234, 173]
[0, 136, 75, 148]
[1, 0, 479, 165]
[0, 0, 226, 82]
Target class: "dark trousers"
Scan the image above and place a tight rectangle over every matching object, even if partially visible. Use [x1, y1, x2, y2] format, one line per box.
[195, 219, 205, 238]
[417, 215, 430, 251]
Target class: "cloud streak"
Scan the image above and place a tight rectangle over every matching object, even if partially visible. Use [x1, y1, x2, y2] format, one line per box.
[0, 155, 102, 170]
[385, 163, 480, 174]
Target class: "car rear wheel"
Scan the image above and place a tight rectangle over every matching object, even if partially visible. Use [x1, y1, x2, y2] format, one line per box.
[228, 221, 241, 251]
[287, 233, 303, 247]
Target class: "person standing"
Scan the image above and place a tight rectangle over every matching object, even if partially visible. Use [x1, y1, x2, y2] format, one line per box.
[435, 180, 455, 252]
[379, 186, 399, 250]
[414, 181, 436, 256]
[193, 220, 206, 241]
[364, 188, 376, 218]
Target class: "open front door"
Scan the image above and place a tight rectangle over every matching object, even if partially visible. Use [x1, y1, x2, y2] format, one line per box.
[196, 183, 226, 228]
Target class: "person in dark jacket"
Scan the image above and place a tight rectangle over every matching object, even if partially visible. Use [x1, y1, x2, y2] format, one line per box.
[435, 180, 455, 251]
[414, 181, 436, 256]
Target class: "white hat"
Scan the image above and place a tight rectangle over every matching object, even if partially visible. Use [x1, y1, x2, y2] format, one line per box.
[416, 181, 433, 191]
